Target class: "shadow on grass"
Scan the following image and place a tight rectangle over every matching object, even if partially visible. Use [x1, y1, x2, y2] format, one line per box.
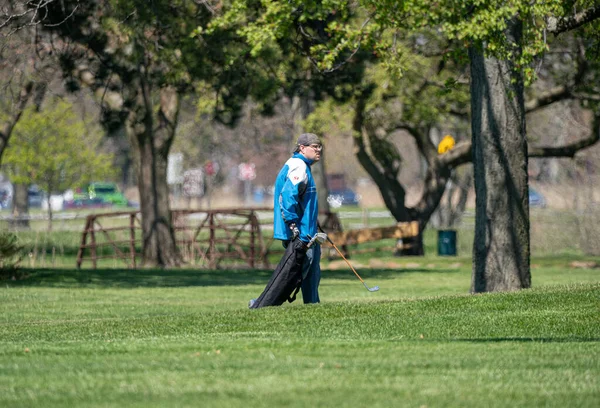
[3, 266, 444, 289]
[450, 337, 600, 343]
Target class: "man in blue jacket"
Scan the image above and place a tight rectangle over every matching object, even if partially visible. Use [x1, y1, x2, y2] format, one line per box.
[272, 133, 324, 303]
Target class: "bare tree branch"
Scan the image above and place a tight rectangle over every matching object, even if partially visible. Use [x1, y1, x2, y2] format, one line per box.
[194, 0, 217, 15]
[453, 80, 584, 117]
[525, 85, 572, 112]
[0, 80, 34, 163]
[1, 0, 79, 44]
[572, 92, 600, 102]
[547, 6, 600, 35]
[528, 123, 600, 158]
[435, 124, 599, 167]
[526, 38, 588, 113]
[448, 107, 469, 118]
[437, 141, 472, 168]
[391, 123, 438, 165]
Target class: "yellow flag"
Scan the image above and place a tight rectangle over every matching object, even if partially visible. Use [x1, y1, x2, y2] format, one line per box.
[438, 135, 456, 154]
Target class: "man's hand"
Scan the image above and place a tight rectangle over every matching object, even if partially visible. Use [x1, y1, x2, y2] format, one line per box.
[314, 232, 328, 245]
[289, 223, 300, 239]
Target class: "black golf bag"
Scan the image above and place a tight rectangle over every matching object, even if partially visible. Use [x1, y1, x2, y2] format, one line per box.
[249, 238, 307, 308]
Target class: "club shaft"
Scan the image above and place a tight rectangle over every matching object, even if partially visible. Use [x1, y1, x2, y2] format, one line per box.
[327, 237, 367, 285]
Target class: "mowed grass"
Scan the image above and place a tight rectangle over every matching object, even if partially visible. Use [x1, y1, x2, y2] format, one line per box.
[1, 263, 599, 407]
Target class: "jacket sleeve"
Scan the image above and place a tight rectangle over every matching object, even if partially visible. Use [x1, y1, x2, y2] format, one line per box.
[279, 163, 308, 227]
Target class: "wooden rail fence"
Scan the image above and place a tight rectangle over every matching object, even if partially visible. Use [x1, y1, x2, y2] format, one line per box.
[76, 208, 418, 269]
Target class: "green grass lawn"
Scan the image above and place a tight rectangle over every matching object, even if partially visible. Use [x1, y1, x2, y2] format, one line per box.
[1, 262, 599, 407]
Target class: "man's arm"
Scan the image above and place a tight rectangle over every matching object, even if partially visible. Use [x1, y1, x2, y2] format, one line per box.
[280, 178, 302, 225]
[280, 162, 308, 238]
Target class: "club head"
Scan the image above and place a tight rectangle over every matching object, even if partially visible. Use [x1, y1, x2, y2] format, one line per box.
[363, 282, 380, 292]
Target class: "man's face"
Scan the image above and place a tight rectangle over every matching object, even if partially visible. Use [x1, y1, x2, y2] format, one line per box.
[299, 143, 322, 161]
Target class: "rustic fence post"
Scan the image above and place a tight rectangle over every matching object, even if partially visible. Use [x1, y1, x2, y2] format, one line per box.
[90, 216, 97, 269]
[209, 211, 216, 268]
[76, 215, 93, 269]
[129, 213, 137, 269]
[249, 211, 256, 268]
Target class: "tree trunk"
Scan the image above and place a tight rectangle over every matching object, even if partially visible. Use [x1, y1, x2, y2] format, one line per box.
[0, 81, 34, 164]
[410, 160, 451, 225]
[128, 83, 182, 267]
[469, 20, 531, 292]
[430, 167, 473, 229]
[446, 169, 473, 227]
[351, 93, 424, 254]
[107, 124, 134, 188]
[352, 93, 411, 222]
[47, 203, 53, 232]
[10, 183, 29, 230]
[45, 182, 53, 231]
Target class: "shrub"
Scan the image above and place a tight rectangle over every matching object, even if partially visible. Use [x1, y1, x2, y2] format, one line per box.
[0, 232, 25, 280]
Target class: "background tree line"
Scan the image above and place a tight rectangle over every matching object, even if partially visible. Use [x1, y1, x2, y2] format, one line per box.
[1, 0, 599, 292]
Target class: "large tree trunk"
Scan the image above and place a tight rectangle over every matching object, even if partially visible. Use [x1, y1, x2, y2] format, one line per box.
[128, 83, 182, 267]
[469, 20, 531, 293]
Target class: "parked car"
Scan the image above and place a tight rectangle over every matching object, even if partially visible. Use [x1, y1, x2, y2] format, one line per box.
[0, 188, 10, 209]
[42, 194, 65, 212]
[529, 187, 546, 208]
[28, 185, 45, 208]
[63, 197, 112, 209]
[327, 188, 361, 208]
[72, 182, 129, 207]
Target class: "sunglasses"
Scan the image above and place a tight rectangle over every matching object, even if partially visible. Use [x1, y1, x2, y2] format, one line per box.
[304, 144, 323, 151]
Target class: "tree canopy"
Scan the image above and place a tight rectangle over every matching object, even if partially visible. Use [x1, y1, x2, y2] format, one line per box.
[2, 99, 115, 227]
[4, 100, 114, 191]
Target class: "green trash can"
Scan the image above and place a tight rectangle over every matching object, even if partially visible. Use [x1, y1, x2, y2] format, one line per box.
[438, 230, 457, 256]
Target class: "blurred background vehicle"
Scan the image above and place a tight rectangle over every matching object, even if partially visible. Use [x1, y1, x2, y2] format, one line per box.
[326, 173, 361, 208]
[27, 185, 45, 208]
[63, 197, 112, 209]
[529, 187, 547, 208]
[0, 187, 10, 209]
[70, 182, 129, 208]
[42, 194, 66, 212]
[327, 188, 361, 208]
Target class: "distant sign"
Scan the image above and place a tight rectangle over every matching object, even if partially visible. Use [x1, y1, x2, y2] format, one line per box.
[238, 162, 256, 181]
[204, 160, 219, 177]
[183, 168, 204, 197]
[167, 153, 184, 185]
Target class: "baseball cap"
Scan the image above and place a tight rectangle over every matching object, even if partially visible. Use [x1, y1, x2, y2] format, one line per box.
[294, 133, 322, 152]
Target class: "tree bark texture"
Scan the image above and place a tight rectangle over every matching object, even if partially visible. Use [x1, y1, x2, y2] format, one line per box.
[469, 21, 531, 292]
[128, 83, 182, 267]
[0, 81, 34, 164]
[10, 183, 30, 230]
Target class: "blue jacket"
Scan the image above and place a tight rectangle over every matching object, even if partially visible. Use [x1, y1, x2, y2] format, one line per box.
[273, 153, 318, 243]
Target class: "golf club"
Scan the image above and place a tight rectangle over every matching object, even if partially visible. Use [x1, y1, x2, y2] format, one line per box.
[319, 229, 380, 292]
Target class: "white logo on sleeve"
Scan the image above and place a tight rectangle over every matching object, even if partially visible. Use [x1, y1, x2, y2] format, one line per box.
[286, 158, 308, 186]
